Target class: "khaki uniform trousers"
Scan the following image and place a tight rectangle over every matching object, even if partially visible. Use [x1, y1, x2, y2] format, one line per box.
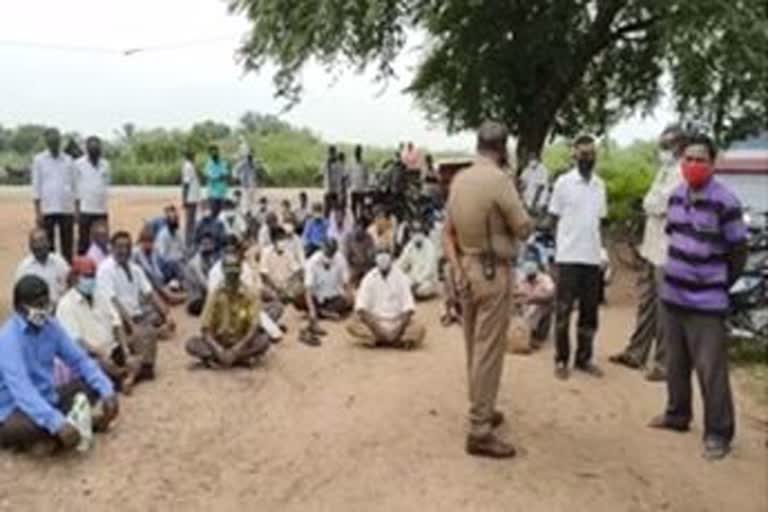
[347, 316, 426, 348]
[460, 256, 513, 438]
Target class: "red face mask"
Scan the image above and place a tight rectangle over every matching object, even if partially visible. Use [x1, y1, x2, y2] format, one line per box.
[681, 161, 713, 190]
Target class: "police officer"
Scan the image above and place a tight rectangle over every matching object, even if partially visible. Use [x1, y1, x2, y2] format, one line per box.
[444, 121, 532, 458]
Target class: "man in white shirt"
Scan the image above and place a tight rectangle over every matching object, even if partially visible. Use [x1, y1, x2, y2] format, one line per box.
[32, 128, 77, 262]
[609, 124, 685, 381]
[15, 228, 70, 305]
[181, 150, 202, 248]
[348, 247, 425, 349]
[397, 221, 438, 300]
[548, 134, 607, 380]
[235, 151, 264, 215]
[56, 257, 149, 392]
[519, 153, 550, 214]
[260, 228, 304, 303]
[96, 231, 174, 356]
[74, 136, 110, 256]
[299, 239, 353, 344]
[85, 219, 110, 266]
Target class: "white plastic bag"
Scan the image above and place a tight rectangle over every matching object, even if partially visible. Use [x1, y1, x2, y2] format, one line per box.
[67, 392, 93, 452]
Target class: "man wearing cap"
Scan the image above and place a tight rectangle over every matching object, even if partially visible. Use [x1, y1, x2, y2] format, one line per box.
[348, 247, 426, 349]
[56, 258, 151, 393]
[186, 251, 270, 368]
[0, 275, 118, 453]
[444, 121, 531, 458]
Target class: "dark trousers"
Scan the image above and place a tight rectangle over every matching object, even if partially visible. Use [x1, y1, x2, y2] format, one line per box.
[555, 263, 601, 366]
[77, 213, 108, 255]
[184, 204, 197, 250]
[622, 263, 666, 370]
[350, 191, 366, 221]
[42, 214, 75, 263]
[662, 306, 735, 442]
[0, 379, 96, 451]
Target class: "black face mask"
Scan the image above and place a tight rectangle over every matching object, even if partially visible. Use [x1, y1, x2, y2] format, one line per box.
[32, 248, 49, 262]
[577, 158, 595, 177]
[167, 220, 179, 231]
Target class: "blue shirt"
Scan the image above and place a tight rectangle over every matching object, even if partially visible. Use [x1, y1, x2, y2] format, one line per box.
[206, 159, 230, 200]
[302, 217, 329, 249]
[0, 315, 114, 434]
[194, 216, 227, 251]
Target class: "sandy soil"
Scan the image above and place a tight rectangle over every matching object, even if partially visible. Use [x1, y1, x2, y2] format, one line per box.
[0, 187, 765, 512]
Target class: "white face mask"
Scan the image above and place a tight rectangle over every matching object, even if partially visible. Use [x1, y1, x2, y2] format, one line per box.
[26, 305, 51, 328]
[659, 149, 676, 167]
[376, 252, 392, 272]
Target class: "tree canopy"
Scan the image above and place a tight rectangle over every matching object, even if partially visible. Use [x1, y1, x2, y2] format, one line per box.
[228, 0, 768, 164]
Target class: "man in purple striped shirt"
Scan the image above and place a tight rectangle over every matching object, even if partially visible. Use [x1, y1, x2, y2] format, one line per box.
[649, 133, 748, 461]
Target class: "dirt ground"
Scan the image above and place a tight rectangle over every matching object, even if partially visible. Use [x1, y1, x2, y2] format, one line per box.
[0, 187, 765, 512]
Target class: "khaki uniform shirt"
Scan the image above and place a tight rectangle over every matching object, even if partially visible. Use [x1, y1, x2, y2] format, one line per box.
[201, 285, 261, 348]
[446, 156, 530, 259]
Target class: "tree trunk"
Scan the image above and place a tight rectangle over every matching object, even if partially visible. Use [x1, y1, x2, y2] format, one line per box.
[515, 119, 550, 176]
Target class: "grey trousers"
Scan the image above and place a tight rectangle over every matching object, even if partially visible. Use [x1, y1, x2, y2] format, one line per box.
[662, 306, 735, 442]
[623, 263, 666, 370]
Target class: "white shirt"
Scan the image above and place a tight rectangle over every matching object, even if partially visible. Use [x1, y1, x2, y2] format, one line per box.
[397, 237, 438, 287]
[548, 169, 607, 265]
[95, 256, 153, 320]
[182, 160, 202, 204]
[304, 251, 350, 302]
[520, 161, 550, 210]
[347, 161, 368, 192]
[260, 245, 303, 289]
[74, 156, 110, 214]
[14, 253, 70, 304]
[32, 150, 77, 214]
[257, 223, 273, 249]
[355, 267, 415, 319]
[208, 260, 259, 292]
[640, 161, 683, 266]
[56, 288, 118, 356]
[219, 210, 248, 240]
[287, 234, 306, 266]
[155, 225, 185, 263]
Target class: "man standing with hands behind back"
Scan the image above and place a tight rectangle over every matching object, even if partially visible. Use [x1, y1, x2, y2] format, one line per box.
[444, 121, 531, 459]
[32, 128, 77, 263]
[548, 134, 608, 380]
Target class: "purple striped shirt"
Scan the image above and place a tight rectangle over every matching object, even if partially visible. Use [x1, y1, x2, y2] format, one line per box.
[660, 178, 747, 313]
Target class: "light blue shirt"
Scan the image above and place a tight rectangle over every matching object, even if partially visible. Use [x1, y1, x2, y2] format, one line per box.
[0, 314, 114, 434]
[206, 159, 230, 200]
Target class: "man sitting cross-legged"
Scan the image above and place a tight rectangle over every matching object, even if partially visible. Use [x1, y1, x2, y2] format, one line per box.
[186, 251, 271, 368]
[0, 276, 118, 454]
[133, 224, 187, 306]
[296, 239, 353, 345]
[57, 257, 153, 393]
[14, 228, 70, 305]
[347, 247, 426, 349]
[260, 227, 304, 305]
[96, 231, 174, 353]
[397, 220, 439, 301]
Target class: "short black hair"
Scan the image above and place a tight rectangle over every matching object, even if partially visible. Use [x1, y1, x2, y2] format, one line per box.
[573, 134, 596, 147]
[683, 133, 718, 160]
[14, 275, 49, 310]
[111, 230, 131, 246]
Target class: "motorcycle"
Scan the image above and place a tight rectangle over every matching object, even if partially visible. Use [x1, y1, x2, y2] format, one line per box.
[726, 212, 768, 345]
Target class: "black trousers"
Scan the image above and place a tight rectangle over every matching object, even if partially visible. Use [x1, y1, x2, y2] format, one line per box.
[77, 213, 108, 256]
[350, 191, 366, 221]
[555, 263, 601, 366]
[42, 214, 75, 263]
[662, 306, 734, 442]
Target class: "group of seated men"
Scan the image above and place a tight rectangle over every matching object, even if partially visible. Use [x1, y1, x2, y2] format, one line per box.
[0, 189, 555, 455]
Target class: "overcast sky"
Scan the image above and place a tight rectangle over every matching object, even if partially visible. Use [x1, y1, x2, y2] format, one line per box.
[0, 0, 674, 151]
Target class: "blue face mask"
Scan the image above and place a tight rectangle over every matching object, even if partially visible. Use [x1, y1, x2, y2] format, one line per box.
[78, 277, 96, 297]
